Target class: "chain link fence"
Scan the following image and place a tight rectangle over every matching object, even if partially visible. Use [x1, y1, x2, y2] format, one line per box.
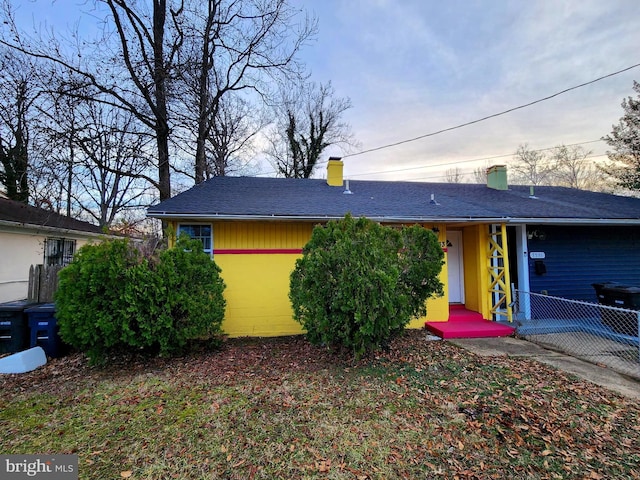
[514, 290, 640, 380]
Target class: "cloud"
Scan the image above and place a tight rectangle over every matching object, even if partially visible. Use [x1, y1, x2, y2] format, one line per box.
[14, 0, 640, 182]
[293, 0, 640, 181]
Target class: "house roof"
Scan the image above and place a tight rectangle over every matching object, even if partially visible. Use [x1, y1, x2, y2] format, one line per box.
[0, 197, 105, 234]
[147, 176, 640, 225]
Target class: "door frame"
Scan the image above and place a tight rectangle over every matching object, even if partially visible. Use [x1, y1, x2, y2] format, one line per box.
[447, 230, 465, 304]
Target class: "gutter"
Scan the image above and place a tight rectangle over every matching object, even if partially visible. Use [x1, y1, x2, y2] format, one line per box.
[147, 212, 640, 226]
[146, 212, 509, 223]
[504, 218, 640, 226]
[0, 219, 110, 238]
[0, 279, 28, 286]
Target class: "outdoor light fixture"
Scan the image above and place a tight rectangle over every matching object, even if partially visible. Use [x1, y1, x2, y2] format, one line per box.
[527, 229, 547, 240]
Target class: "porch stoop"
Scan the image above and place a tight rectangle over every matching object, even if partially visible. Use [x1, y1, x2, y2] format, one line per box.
[425, 305, 515, 339]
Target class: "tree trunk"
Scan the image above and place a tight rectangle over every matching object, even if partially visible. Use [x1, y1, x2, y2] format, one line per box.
[194, 0, 218, 184]
[153, 0, 172, 201]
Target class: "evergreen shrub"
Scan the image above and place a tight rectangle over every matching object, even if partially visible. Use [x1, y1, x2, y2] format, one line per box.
[55, 235, 226, 363]
[289, 214, 444, 358]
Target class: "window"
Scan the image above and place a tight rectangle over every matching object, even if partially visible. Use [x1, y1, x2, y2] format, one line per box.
[44, 238, 76, 266]
[177, 224, 213, 255]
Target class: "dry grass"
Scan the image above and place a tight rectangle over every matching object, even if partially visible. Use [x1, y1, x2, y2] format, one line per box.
[1, 331, 639, 479]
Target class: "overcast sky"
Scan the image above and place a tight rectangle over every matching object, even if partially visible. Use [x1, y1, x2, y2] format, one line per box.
[12, 0, 640, 183]
[293, 0, 640, 182]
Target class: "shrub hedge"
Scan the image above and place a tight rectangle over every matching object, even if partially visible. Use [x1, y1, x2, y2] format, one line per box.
[289, 215, 444, 358]
[55, 235, 226, 363]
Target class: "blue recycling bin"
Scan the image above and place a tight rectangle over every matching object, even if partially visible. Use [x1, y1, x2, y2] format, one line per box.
[25, 303, 65, 358]
[0, 300, 37, 353]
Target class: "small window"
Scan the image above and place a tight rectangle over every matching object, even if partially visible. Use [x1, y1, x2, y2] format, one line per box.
[177, 224, 213, 255]
[44, 238, 76, 266]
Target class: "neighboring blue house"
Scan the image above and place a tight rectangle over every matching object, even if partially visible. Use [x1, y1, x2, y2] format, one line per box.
[527, 225, 640, 302]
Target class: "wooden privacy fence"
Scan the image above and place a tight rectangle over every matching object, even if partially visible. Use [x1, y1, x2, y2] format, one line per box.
[28, 264, 63, 303]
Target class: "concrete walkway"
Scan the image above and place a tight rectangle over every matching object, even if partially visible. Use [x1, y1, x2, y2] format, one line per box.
[450, 336, 640, 400]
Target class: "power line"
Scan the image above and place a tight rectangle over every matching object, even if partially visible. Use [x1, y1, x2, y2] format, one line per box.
[248, 62, 636, 178]
[343, 63, 640, 159]
[250, 139, 606, 179]
[409, 151, 609, 182]
[348, 139, 604, 178]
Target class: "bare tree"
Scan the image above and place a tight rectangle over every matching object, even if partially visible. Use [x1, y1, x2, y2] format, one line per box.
[1, 0, 184, 202]
[28, 157, 68, 212]
[204, 94, 266, 177]
[510, 144, 555, 186]
[65, 104, 153, 227]
[24, 70, 154, 227]
[179, 0, 316, 183]
[602, 81, 640, 192]
[29, 85, 84, 217]
[472, 162, 491, 184]
[99, 0, 182, 202]
[0, 49, 42, 203]
[444, 167, 465, 183]
[1, 0, 318, 208]
[550, 144, 607, 191]
[268, 81, 356, 178]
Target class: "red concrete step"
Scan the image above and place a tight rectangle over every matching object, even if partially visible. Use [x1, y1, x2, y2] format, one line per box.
[425, 305, 515, 339]
[425, 319, 515, 339]
[448, 306, 484, 322]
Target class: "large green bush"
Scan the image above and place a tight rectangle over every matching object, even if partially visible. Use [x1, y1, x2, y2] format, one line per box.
[153, 235, 226, 354]
[55, 235, 226, 362]
[289, 215, 444, 358]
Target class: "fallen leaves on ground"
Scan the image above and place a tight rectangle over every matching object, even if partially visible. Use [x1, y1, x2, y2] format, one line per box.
[1, 331, 639, 479]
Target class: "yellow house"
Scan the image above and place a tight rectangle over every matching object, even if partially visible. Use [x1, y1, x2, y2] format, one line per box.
[0, 197, 105, 303]
[147, 161, 640, 339]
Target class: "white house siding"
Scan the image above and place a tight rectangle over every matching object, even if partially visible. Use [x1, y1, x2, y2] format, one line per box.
[0, 230, 43, 302]
[0, 228, 96, 303]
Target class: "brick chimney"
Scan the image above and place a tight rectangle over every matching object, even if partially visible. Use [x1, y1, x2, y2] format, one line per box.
[486, 165, 508, 190]
[326, 157, 344, 187]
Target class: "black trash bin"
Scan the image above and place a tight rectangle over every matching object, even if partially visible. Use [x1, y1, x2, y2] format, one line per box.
[25, 303, 65, 358]
[0, 300, 37, 353]
[592, 282, 621, 305]
[592, 283, 640, 336]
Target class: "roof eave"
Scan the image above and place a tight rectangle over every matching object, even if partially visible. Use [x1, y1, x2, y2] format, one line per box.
[505, 218, 640, 226]
[0, 219, 108, 237]
[147, 212, 509, 224]
[147, 212, 640, 226]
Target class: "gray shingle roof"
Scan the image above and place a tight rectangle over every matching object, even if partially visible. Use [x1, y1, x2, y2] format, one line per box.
[0, 197, 104, 234]
[147, 177, 640, 224]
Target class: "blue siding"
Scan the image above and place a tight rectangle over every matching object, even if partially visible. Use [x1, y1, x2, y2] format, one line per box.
[527, 225, 640, 302]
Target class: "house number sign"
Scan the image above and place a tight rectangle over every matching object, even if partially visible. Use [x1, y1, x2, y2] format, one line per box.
[529, 252, 545, 259]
